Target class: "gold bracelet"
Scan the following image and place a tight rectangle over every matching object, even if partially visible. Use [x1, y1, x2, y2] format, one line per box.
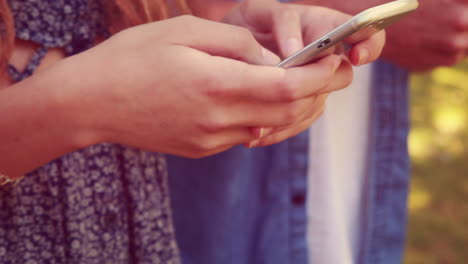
[0, 172, 24, 186]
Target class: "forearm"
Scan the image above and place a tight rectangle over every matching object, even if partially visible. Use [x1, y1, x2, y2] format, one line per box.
[0, 57, 99, 178]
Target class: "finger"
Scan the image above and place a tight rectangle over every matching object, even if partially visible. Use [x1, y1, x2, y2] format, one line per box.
[272, 6, 304, 57]
[243, 60, 350, 145]
[196, 145, 234, 159]
[247, 107, 326, 148]
[206, 53, 342, 102]
[189, 127, 257, 158]
[301, 7, 352, 45]
[250, 93, 327, 139]
[277, 93, 327, 132]
[296, 9, 352, 62]
[170, 15, 280, 66]
[315, 56, 353, 94]
[299, 8, 384, 66]
[347, 30, 386, 66]
[283, 54, 351, 98]
[224, 95, 320, 129]
[237, 0, 278, 31]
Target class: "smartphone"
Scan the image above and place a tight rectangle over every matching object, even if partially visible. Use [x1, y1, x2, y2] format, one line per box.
[276, 0, 419, 68]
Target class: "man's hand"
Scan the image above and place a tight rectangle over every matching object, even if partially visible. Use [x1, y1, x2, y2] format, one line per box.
[383, 0, 468, 71]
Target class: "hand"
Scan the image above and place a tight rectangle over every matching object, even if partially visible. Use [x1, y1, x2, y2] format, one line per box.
[382, 0, 468, 71]
[68, 16, 351, 157]
[222, 0, 385, 147]
[223, 0, 385, 65]
[293, 0, 468, 72]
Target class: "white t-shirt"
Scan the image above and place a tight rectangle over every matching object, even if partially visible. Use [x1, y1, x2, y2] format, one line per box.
[307, 64, 373, 264]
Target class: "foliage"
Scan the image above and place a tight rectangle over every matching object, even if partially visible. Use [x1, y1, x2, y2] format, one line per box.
[404, 61, 468, 264]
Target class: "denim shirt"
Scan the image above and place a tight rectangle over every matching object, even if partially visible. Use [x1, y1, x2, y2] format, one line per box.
[167, 60, 410, 264]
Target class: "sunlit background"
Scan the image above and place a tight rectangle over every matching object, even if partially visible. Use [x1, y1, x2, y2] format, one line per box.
[404, 61, 468, 263]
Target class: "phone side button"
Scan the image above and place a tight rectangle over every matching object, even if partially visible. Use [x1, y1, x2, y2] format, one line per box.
[317, 38, 331, 48]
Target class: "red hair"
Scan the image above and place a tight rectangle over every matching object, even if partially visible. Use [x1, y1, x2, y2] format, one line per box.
[0, 0, 14, 76]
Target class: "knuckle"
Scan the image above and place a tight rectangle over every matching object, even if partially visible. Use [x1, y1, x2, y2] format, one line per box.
[178, 15, 196, 23]
[187, 135, 217, 155]
[183, 137, 206, 159]
[276, 78, 298, 102]
[281, 102, 301, 125]
[235, 27, 257, 49]
[174, 15, 199, 36]
[197, 113, 228, 133]
[197, 70, 228, 98]
[237, 26, 253, 38]
[196, 137, 218, 153]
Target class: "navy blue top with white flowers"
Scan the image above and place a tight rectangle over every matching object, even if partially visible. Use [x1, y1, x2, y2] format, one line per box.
[1, 1, 181, 263]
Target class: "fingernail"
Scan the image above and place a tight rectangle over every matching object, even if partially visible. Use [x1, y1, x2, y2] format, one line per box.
[285, 37, 302, 57]
[247, 139, 260, 148]
[262, 48, 280, 66]
[358, 48, 369, 65]
[250, 127, 265, 138]
[258, 128, 265, 138]
[262, 127, 273, 136]
[255, 128, 264, 138]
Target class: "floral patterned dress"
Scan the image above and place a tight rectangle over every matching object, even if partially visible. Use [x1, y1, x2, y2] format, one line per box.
[0, 1, 181, 263]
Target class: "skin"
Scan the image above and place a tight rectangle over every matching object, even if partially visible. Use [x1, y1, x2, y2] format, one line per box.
[293, 0, 468, 72]
[0, 1, 384, 178]
[192, 0, 385, 146]
[220, 0, 385, 146]
[0, 17, 328, 177]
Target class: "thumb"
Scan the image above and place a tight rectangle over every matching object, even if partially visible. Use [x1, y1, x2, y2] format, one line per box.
[171, 16, 280, 66]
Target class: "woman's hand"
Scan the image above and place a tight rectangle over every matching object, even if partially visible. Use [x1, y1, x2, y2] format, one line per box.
[221, 0, 385, 147]
[1, 15, 353, 176]
[67, 15, 350, 158]
[223, 0, 385, 64]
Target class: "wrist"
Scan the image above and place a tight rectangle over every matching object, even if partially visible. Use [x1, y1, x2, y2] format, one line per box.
[0, 53, 105, 177]
[48, 54, 106, 150]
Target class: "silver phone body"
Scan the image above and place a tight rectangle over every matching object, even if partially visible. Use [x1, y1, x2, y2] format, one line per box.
[276, 0, 419, 68]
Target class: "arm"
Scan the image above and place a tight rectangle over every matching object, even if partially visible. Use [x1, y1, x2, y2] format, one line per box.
[1, 16, 351, 177]
[0, 56, 98, 179]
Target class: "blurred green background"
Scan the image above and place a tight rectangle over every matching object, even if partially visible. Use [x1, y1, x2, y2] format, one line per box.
[404, 61, 468, 264]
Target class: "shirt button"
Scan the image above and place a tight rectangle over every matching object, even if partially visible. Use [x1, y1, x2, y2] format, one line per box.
[291, 193, 306, 206]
